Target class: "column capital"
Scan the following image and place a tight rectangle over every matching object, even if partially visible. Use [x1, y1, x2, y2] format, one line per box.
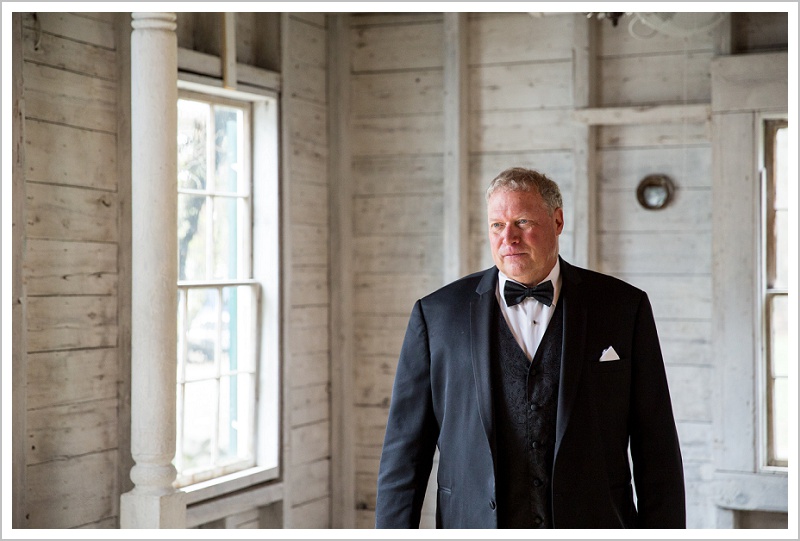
[131, 12, 177, 31]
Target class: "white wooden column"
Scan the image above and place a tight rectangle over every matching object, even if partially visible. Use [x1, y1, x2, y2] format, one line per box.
[120, 11, 185, 528]
[443, 12, 469, 283]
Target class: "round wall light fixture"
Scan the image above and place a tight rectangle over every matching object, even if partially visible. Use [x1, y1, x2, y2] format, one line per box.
[636, 174, 675, 210]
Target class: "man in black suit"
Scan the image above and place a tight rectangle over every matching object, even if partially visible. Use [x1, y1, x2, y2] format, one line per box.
[375, 167, 685, 529]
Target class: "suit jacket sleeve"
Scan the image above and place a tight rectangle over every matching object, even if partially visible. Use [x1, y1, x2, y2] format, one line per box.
[375, 299, 439, 528]
[629, 292, 686, 527]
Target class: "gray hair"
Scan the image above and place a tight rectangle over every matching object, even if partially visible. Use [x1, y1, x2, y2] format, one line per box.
[485, 167, 563, 214]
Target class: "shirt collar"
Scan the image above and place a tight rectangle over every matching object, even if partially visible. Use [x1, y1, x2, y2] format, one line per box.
[497, 259, 562, 308]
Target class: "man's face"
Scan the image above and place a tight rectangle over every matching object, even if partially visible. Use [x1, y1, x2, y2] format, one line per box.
[487, 188, 564, 286]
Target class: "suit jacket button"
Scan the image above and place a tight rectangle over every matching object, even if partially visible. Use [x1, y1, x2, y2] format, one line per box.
[489, 500, 496, 510]
[533, 515, 543, 526]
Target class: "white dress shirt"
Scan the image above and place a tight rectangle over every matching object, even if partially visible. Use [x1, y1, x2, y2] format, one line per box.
[495, 259, 562, 361]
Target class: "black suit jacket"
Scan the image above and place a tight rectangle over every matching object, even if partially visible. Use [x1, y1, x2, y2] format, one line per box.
[375, 258, 685, 528]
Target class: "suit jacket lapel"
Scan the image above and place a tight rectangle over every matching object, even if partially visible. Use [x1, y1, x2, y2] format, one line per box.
[470, 267, 498, 448]
[555, 258, 587, 458]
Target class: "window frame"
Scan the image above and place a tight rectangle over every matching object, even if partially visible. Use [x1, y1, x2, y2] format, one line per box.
[710, 51, 789, 522]
[174, 80, 282, 506]
[759, 116, 789, 471]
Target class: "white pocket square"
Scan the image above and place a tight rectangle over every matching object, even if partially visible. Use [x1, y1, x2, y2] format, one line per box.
[599, 346, 620, 362]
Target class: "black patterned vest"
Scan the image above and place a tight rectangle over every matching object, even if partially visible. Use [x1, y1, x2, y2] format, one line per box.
[491, 297, 564, 528]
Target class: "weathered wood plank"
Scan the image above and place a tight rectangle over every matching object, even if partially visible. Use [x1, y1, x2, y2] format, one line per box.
[26, 450, 118, 528]
[351, 21, 442, 72]
[27, 347, 118, 410]
[355, 273, 442, 316]
[353, 155, 443, 196]
[288, 496, 330, 528]
[355, 357, 395, 407]
[26, 183, 118, 243]
[290, 422, 330, 466]
[355, 405, 390, 447]
[599, 146, 712, 189]
[351, 13, 442, 27]
[289, 320, 329, 356]
[711, 51, 788, 113]
[658, 320, 712, 367]
[598, 231, 712, 275]
[290, 267, 329, 307]
[468, 13, 574, 65]
[21, 12, 115, 49]
[573, 104, 711, 126]
[351, 70, 444, 118]
[285, 62, 326, 105]
[25, 119, 117, 190]
[598, 122, 710, 149]
[354, 314, 407, 356]
[286, 138, 328, 185]
[22, 26, 116, 80]
[471, 109, 574, 153]
[600, 15, 716, 56]
[356, 471, 378, 511]
[23, 62, 116, 133]
[665, 365, 713, 422]
[675, 421, 715, 462]
[599, 188, 712, 232]
[354, 234, 441, 275]
[288, 459, 330, 507]
[27, 397, 117, 465]
[291, 383, 330, 427]
[290, 182, 329, 226]
[287, 353, 329, 388]
[470, 61, 572, 111]
[26, 295, 118, 352]
[353, 194, 443, 236]
[288, 14, 327, 69]
[599, 51, 713, 107]
[292, 224, 328, 268]
[289, 12, 327, 29]
[287, 97, 327, 147]
[24, 239, 117, 296]
[351, 114, 444, 157]
[613, 273, 712, 321]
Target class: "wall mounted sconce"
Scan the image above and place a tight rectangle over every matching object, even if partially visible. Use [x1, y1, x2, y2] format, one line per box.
[636, 174, 675, 210]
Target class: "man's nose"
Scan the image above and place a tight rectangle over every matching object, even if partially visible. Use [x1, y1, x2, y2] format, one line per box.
[502, 225, 519, 244]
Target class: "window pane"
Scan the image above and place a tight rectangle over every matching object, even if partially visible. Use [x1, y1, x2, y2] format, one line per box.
[221, 286, 256, 374]
[771, 126, 789, 289]
[182, 379, 217, 472]
[211, 195, 243, 280]
[178, 99, 209, 191]
[218, 374, 254, 464]
[186, 288, 218, 369]
[768, 294, 788, 466]
[215, 106, 243, 194]
[178, 194, 208, 281]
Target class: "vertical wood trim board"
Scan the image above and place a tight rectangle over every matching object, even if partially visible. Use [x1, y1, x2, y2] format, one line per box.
[442, 12, 469, 283]
[12, 12, 28, 528]
[115, 12, 134, 508]
[328, 13, 356, 529]
[570, 14, 598, 269]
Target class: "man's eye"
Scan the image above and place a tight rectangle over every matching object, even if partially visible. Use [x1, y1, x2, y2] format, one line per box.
[517, 220, 529, 226]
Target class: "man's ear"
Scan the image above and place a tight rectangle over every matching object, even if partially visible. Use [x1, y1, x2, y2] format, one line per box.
[554, 207, 564, 234]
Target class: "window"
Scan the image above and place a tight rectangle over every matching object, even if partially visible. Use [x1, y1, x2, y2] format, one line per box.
[762, 118, 789, 468]
[175, 90, 280, 489]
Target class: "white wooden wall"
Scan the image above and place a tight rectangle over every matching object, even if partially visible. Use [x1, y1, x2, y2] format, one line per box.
[18, 12, 122, 528]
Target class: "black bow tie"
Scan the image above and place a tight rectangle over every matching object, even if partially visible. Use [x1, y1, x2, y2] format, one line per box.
[504, 279, 554, 307]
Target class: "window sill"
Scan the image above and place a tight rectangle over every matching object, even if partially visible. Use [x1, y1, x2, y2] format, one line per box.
[181, 467, 282, 528]
[714, 470, 788, 513]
